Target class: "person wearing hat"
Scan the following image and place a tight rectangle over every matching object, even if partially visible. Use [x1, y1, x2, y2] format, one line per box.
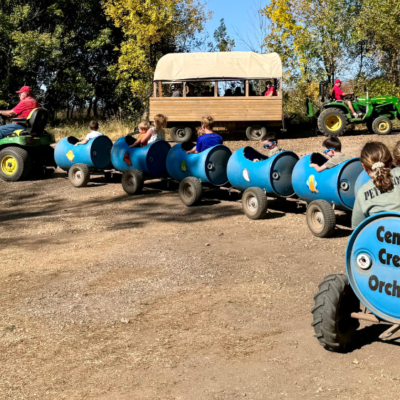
[171, 85, 181, 97]
[0, 86, 41, 138]
[331, 79, 361, 118]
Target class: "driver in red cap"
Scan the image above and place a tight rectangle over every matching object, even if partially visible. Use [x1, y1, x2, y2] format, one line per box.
[0, 86, 41, 138]
[331, 79, 360, 118]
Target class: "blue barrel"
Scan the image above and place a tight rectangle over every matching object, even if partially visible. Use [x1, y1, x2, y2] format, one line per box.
[227, 147, 299, 197]
[55, 136, 112, 170]
[292, 153, 363, 210]
[111, 137, 171, 177]
[166, 144, 232, 186]
[355, 170, 371, 196]
[346, 212, 400, 323]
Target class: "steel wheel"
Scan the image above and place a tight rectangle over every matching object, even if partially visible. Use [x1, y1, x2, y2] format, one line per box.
[325, 115, 342, 132]
[1, 155, 17, 176]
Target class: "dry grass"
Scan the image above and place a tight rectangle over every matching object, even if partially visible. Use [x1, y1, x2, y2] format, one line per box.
[48, 118, 135, 142]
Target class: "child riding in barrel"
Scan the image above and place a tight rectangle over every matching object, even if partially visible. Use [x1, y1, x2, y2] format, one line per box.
[310, 137, 352, 172]
[130, 114, 167, 148]
[261, 132, 283, 157]
[186, 116, 222, 154]
[352, 142, 400, 229]
[75, 120, 103, 146]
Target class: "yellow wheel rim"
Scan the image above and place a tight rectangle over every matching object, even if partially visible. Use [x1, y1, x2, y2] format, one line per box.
[325, 115, 342, 132]
[1, 155, 18, 176]
[378, 121, 389, 133]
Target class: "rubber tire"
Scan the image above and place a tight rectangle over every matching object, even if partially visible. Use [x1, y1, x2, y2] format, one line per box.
[0, 146, 32, 182]
[68, 163, 91, 187]
[311, 274, 360, 352]
[170, 126, 193, 142]
[242, 187, 268, 220]
[318, 108, 347, 137]
[246, 126, 267, 141]
[179, 177, 203, 206]
[121, 169, 144, 195]
[306, 200, 336, 238]
[372, 116, 392, 135]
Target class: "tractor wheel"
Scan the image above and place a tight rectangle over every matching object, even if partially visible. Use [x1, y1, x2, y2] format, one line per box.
[246, 125, 267, 141]
[318, 108, 347, 137]
[121, 169, 144, 195]
[311, 274, 360, 352]
[306, 200, 336, 238]
[242, 187, 268, 220]
[179, 177, 203, 206]
[0, 147, 32, 182]
[372, 117, 392, 135]
[366, 119, 374, 134]
[68, 163, 91, 187]
[170, 126, 193, 142]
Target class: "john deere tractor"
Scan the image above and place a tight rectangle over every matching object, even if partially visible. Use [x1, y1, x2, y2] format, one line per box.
[0, 108, 56, 182]
[312, 82, 400, 137]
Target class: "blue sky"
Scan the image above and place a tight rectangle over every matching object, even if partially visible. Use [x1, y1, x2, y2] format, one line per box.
[204, 0, 266, 52]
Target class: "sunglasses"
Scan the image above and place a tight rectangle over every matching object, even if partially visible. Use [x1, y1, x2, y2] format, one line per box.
[263, 141, 276, 149]
[323, 148, 335, 154]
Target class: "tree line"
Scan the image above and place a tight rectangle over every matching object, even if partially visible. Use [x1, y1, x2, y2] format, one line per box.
[1, 0, 398, 123]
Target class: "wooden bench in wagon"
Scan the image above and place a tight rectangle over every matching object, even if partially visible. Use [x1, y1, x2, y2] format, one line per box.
[149, 52, 284, 142]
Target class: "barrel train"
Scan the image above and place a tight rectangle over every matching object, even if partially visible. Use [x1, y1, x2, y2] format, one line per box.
[54, 134, 371, 238]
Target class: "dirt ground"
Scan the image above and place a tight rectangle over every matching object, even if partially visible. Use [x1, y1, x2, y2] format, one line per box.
[1, 130, 400, 400]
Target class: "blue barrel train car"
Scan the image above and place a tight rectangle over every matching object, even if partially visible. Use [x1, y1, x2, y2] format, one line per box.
[227, 147, 299, 219]
[55, 135, 113, 187]
[312, 212, 400, 352]
[111, 136, 171, 195]
[166, 143, 232, 206]
[292, 153, 363, 237]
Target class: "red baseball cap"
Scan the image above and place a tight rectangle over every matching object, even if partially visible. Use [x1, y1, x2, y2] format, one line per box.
[16, 86, 32, 93]
[334, 79, 342, 84]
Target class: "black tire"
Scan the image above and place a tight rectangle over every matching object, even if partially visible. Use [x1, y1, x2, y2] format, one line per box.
[242, 187, 268, 220]
[121, 169, 144, 195]
[68, 163, 91, 187]
[0, 146, 32, 182]
[318, 108, 347, 137]
[179, 177, 203, 206]
[372, 116, 392, 135]
[366, 119, 373, 134]
[306, 200, 336, 238]
[170, 126, 193, 142]
[311, 274, 360, 352]
[246, 125, 267, 141]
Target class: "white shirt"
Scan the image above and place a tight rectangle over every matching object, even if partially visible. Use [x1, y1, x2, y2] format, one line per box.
[85, 131, 104, 141]
[148, 128, 165, 144]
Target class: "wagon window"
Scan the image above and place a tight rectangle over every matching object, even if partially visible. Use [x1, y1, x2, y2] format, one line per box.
[221, 81, 245, 97]
[249, 79, 280, 96]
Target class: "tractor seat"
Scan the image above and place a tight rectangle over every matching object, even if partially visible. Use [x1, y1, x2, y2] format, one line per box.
[12, 108, 49, 136]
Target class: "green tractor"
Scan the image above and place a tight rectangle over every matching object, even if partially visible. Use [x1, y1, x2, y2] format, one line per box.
[0, 108, 56, 182]
[310, 82, 400, 137]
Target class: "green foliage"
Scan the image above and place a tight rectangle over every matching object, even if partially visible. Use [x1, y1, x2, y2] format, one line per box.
[210, 19, 235, 52]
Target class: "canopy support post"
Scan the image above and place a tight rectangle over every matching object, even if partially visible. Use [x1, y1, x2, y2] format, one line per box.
[158, 82, 163, 98]
[153, 82, 157, 98]
[214, 82, 218, 97]
[183, 82, 186, 98]
[245, 80, 249, 97]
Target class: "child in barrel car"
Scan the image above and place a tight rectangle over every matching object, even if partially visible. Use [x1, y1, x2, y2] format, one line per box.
[75, 120, 103, 146]
[130, 114, 167, 148]
[186, 116, 222, 154]
[261, 132, 283, 157]
[310, 137, 352, 172]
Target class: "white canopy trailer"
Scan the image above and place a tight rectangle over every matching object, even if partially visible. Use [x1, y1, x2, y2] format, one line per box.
[149, 51, 284, 142]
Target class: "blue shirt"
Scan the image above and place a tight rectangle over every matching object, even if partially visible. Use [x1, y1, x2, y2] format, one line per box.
[196, 133, 223, 152]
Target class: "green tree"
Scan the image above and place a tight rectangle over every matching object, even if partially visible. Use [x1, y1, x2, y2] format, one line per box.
[210, 19, 235, 52]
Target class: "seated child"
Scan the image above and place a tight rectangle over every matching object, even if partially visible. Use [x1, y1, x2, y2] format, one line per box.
[352, 142, 400, 229]
[310, 137, 352, 172]
[134, 121, 151, 147]
[186, 116, 222, 154]
[261, 132, 283, 157]
[75, 120, 103, 145]
[130, 114, 167, 148]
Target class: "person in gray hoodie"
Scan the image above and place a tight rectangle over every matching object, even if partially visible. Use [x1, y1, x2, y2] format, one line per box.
[352, 142, 400, 229]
